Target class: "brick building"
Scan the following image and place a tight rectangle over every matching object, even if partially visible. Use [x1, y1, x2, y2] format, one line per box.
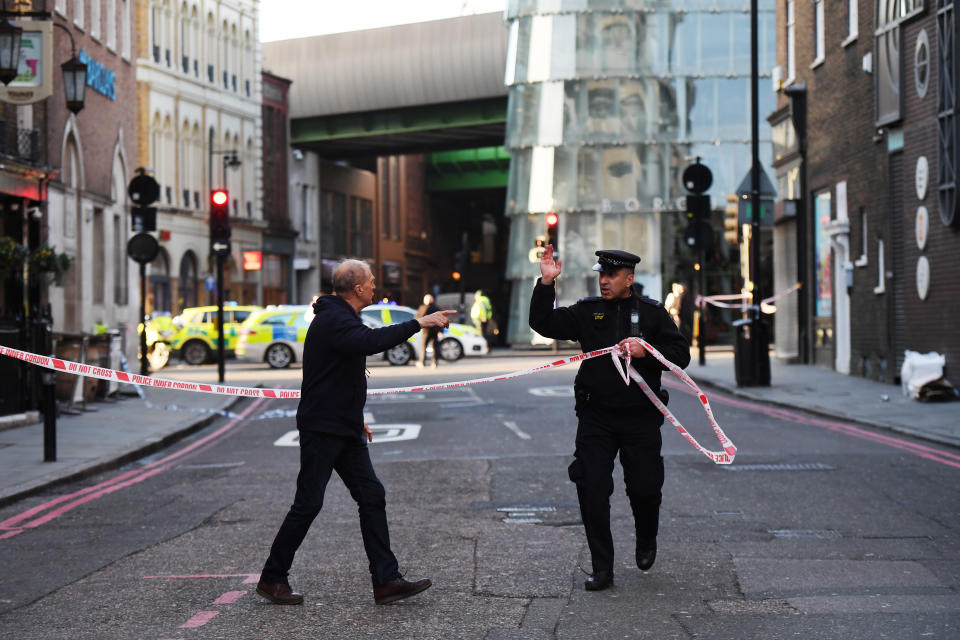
[770, 0, 959, 383]
[261, 71, 294, 305]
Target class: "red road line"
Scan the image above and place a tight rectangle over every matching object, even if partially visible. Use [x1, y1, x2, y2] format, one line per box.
[179, 611, 219, 628]
[0, 397, 269, 537]
[666, 379, 960, 468]
[212, 590, 247, 604]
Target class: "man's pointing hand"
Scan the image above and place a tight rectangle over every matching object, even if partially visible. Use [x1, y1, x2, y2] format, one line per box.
[417, 309, 457, 329]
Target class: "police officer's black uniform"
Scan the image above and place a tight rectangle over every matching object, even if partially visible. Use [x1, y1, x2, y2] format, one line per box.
[529, 250, 690, 589]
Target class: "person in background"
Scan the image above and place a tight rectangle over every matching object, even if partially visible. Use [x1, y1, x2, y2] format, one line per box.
[416, 293, 441, 368]
[470, 289, 493, 338]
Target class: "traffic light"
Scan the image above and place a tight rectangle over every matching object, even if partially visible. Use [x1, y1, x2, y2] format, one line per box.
[545, 212, 559, 256]
[724, 194, 739, 245]
[209, 189, 231, 247]
[685, 194, 710, 220]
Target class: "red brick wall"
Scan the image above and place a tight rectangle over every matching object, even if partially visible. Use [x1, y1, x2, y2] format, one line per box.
[47, 7, 138, 200]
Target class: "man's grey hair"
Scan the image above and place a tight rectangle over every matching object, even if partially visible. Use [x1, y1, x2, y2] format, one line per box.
[333, 259, 371, 294]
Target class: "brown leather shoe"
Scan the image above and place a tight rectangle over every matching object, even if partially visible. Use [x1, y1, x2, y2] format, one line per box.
[256, 580, 304, 605]
[373, 577, 432, 605]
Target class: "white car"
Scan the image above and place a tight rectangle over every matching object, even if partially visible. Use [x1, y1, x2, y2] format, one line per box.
[361, 303, 489, 362]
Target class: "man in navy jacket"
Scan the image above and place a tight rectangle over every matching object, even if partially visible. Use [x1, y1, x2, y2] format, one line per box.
[258, 259, 455, 606]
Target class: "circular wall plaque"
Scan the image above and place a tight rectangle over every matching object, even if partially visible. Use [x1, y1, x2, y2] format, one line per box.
[915, 155, 929, 200]
[916, 256, 930, 301]
[916, 206, 929, 250]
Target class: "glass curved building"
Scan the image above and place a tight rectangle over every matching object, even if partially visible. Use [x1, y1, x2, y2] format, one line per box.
[503, 0, 776, 344]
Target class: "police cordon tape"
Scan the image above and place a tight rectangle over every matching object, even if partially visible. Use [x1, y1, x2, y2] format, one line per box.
[696, 283, 802, 313]
[0, 341, 736, 465]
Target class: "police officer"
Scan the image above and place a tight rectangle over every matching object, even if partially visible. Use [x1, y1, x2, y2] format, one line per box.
[529, 245, 690, 591]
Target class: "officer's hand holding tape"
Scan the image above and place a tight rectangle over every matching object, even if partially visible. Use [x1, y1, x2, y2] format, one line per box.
[617, 337, 646, 359]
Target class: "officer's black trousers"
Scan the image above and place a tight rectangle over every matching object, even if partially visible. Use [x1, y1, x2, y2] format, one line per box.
[568, 404, 664, 574]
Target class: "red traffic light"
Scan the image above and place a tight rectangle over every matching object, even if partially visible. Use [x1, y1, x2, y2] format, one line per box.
[546, 212, 559, 227]
[211, 189, 228, 206]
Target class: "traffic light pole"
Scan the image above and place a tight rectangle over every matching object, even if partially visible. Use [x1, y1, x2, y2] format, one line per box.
[698, 249, 706, 366]
[216, 252, 225, 384]
[140, 262, 149, 376]
[458, 231, 467, 324]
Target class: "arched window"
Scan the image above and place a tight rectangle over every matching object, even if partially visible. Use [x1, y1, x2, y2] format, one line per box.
[179, 120, 191, 207]
[205, 13, 216, 83]
[62, 136, 81, 239]
[149, 248, 171, 314]
[245, 136, 253, 217]
[179, 251, 198, 309]
[179, 2, 189, 73]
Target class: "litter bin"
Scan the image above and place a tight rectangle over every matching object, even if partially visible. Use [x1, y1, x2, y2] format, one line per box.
[87, 333, 113, 398]
[733, 317, 770, 387]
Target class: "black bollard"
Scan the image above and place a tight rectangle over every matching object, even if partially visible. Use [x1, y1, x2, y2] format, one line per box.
[42, 368, 56, 462]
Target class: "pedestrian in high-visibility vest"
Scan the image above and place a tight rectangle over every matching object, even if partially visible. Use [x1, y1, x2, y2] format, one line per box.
[470, 289, 492, 338]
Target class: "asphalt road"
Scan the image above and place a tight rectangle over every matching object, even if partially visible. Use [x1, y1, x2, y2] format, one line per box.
[0, 355, 958, 639]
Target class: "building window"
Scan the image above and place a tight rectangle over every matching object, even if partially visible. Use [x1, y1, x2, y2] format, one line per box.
[73, 0, 84, 29]
[350, 196, 374, 258]
[915, 28, 930, 99]
[786, 0, 796, 81]
[106, 0, 116, 50]
[813, 0, 825, 65]
[93, 208, 104, 303]
[846, 0, 858, 42]
[90, 0, 100, 39]
[121, 0, 131, 60]
[876, 0, 903, 125]
[301, 184, 312, 241]
[113, 214, 126, 304]
[814, 190, 832, 317]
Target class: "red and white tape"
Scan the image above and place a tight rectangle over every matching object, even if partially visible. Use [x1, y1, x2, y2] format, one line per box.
[0, 341, 735, 464]
[697, 283, 801, 312]
[614, 340, 736, 464]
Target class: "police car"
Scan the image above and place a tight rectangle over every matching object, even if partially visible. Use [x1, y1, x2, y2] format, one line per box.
[235, 304, 420, 368]
[169, 304, 261, 365]
[235, 306, 312, 368]
[360, 303, 489, 361]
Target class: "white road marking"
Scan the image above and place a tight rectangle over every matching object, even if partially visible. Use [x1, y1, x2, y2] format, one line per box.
[502, 420, 531, 440]
[364, 411, 375, 423]
[273, 424, 422, 447]
[528, 386, 574, 397]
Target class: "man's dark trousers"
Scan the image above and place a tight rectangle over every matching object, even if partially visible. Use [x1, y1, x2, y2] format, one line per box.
[261, 431, 401, 587]
[568, 404, 664, 574]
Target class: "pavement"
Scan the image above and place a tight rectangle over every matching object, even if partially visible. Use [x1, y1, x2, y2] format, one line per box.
[0, 346, 957, 510]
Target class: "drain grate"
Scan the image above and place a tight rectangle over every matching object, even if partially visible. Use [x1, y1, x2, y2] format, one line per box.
[768, 529, 841, 538]
[723, 462, 835, 472]
[497, 506, 557, 524]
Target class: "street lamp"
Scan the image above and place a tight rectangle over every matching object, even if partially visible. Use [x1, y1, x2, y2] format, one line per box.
[51, 23, 86, 114]
[0, 9, 22, 85]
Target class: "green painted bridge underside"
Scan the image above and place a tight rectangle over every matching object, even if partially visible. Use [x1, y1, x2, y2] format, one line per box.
[291, 97, 508, 159]
[426, 145, 510, 191]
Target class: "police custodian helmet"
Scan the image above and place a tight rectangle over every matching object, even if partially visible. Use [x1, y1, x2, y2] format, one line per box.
[591, 249, 642, 273]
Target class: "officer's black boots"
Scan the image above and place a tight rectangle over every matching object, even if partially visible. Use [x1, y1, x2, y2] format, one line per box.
[584, 570, 614, 591]
[636, 538, 657, 571]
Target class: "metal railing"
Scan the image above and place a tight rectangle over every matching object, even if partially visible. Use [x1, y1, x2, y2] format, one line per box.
[0, 119, 42, 164]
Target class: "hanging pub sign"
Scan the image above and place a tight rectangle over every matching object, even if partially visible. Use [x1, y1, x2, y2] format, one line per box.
[0, 18, 53, 105]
